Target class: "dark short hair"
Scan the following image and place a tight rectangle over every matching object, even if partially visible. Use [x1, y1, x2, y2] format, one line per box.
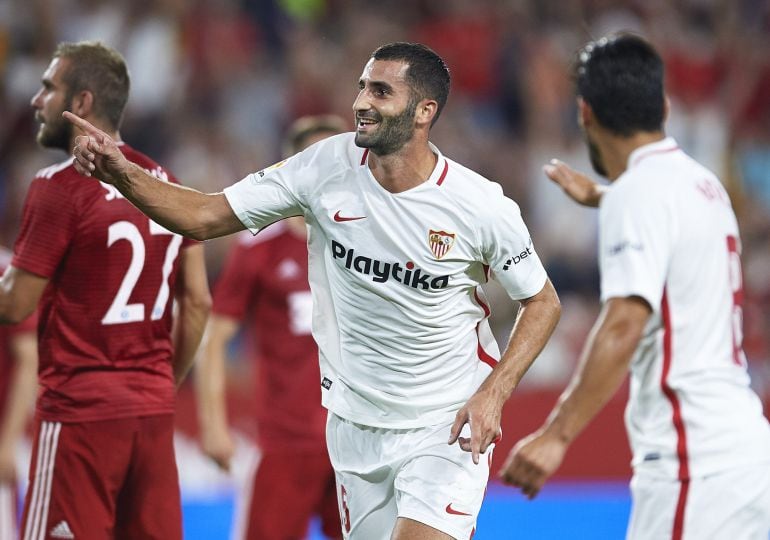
[54, 41, 130, 130]
[283, 114, 347, 155]
[575, 33, 664, 136]
[371, 42, 451, 126]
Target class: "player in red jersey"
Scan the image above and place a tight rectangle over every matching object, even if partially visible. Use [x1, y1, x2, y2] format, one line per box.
[0, 248, 37, 540]
[196, 115, 346, 540]
[0, 41, 211, 540]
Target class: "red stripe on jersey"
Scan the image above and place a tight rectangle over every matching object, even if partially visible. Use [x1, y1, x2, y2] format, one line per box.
[475, 325, 497, 369]
[436, 160, 449, 186]
[473, 288, 491, 318]
[473, 288, 496, 367]
[631, 146, 679, 168]
[660, 289, 690, 540]
[360, 149, 369, 165]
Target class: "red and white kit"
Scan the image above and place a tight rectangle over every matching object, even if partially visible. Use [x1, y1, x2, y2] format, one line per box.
[599, 138, 770, 539]
[224, 133, 547, 538]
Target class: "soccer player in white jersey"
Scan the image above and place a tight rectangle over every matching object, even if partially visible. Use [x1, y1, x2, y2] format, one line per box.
[63, 42, 561, 539]
[501, 34, 770, 539]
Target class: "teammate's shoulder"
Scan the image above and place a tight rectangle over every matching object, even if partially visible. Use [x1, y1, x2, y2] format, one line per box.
[33, 156, 76, 181]
[440, 156, 510, 204]
[119, 143, 176, 183]
[302, 132, 360, 161]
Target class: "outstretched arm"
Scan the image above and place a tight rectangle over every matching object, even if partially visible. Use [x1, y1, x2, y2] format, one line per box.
[448, 279, 561, 464]
[63, 111, 244, 241]
[544, 159, 607, 208]
[499, 296, 650, 498]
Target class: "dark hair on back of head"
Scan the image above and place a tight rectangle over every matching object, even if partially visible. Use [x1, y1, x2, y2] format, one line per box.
[371, 42, 450, 126]
[54, 41, 130, 130]
[575, 33, 664, 136]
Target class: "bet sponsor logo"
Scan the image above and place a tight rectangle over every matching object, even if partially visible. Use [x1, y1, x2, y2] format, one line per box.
[331, 240, 449, 290]
[503, 247, 532, 270]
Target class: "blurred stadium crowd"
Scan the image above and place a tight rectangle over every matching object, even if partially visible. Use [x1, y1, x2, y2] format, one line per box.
[1, 0, 769, 402]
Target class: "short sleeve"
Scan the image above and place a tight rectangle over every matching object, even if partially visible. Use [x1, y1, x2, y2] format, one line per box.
[212, 233, 262, 319]
[481, 193, 548, 300]
[224, 152, 313, 234]
[12, 177, 79, 278]
[598, 185, 671, 311]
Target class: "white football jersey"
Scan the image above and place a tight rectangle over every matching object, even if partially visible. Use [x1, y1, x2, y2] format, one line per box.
[599, 137, 770, 478]
[224, 133, 547, 428]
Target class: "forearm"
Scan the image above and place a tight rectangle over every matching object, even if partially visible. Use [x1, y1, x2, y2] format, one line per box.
[542, 303, 644, 444]
[481, 280, 561, 401]
[195, 350, 229, 433]
[0, 335, 37, 447]
[172, 297, 210, 387]
[116, 163, 240, 241]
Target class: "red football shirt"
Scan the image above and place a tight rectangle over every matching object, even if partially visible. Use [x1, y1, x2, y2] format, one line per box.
[213, 223, 325, 451]
[12, 145, 193, 422]
[0, 250, 38, 417]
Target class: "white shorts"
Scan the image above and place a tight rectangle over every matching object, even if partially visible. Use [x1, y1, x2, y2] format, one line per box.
[326, 413, 494, 540]
[627, 462, 770, 540]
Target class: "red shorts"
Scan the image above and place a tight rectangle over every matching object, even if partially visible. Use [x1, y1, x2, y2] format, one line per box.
[235, 448, 341, 540]
[1, 481, 19, 539]
[21, 415, 181, 540]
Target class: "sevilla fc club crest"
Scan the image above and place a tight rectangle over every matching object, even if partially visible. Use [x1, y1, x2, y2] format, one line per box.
[428, 230, 456, 259]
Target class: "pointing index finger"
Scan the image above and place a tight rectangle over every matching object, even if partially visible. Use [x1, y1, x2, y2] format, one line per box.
[62, 111, 103, 138]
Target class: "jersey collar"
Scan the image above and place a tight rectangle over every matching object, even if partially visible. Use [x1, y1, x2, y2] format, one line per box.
[627, 136, 679, 170]
[360, 142, 449, 188]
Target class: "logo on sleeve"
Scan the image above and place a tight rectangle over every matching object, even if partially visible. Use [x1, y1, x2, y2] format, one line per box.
[428, 230, 456, 259]
[321, 377, 333, 390]
[502, 237, 535, 271]
[256, 159, 288, 178]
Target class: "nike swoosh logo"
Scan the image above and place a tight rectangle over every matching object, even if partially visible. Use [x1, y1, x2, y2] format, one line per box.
[445, 503, 472, 516]
[333, 211, 366, 222]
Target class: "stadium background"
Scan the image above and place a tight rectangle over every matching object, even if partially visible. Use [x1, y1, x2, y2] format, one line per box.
[1, 0, 769, 538]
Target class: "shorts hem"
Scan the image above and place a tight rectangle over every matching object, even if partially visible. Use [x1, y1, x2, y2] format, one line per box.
[398, 509, 469, 540]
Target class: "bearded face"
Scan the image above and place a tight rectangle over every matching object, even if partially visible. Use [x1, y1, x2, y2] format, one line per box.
[31, 57, 74, 152]
[35, 104, 73, 151]
[585, 132, 607, 177]
[355, 95, 418, 156]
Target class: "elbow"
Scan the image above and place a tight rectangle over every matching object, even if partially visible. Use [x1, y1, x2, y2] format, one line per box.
[190, 291, 213, 317]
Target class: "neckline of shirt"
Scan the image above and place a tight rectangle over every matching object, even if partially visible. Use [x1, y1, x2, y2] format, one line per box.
[627, 136, 679, 170]
[361, 141, 448, 195]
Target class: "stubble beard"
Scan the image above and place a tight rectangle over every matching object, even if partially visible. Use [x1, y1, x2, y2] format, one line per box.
[355, 97, 418, 156]
[586, 135, 608, 177]
[36, 110, 72, 152]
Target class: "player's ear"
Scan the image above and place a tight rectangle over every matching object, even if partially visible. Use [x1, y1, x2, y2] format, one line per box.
[663, 94, 671, 123]
[416, 98, 438, 128]
[577, 97, 594, 129]
[70, 90, 94, 119]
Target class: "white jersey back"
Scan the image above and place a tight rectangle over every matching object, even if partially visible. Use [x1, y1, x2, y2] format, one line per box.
[599, 137, 770, 478]
[224, 133, 547, 428]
